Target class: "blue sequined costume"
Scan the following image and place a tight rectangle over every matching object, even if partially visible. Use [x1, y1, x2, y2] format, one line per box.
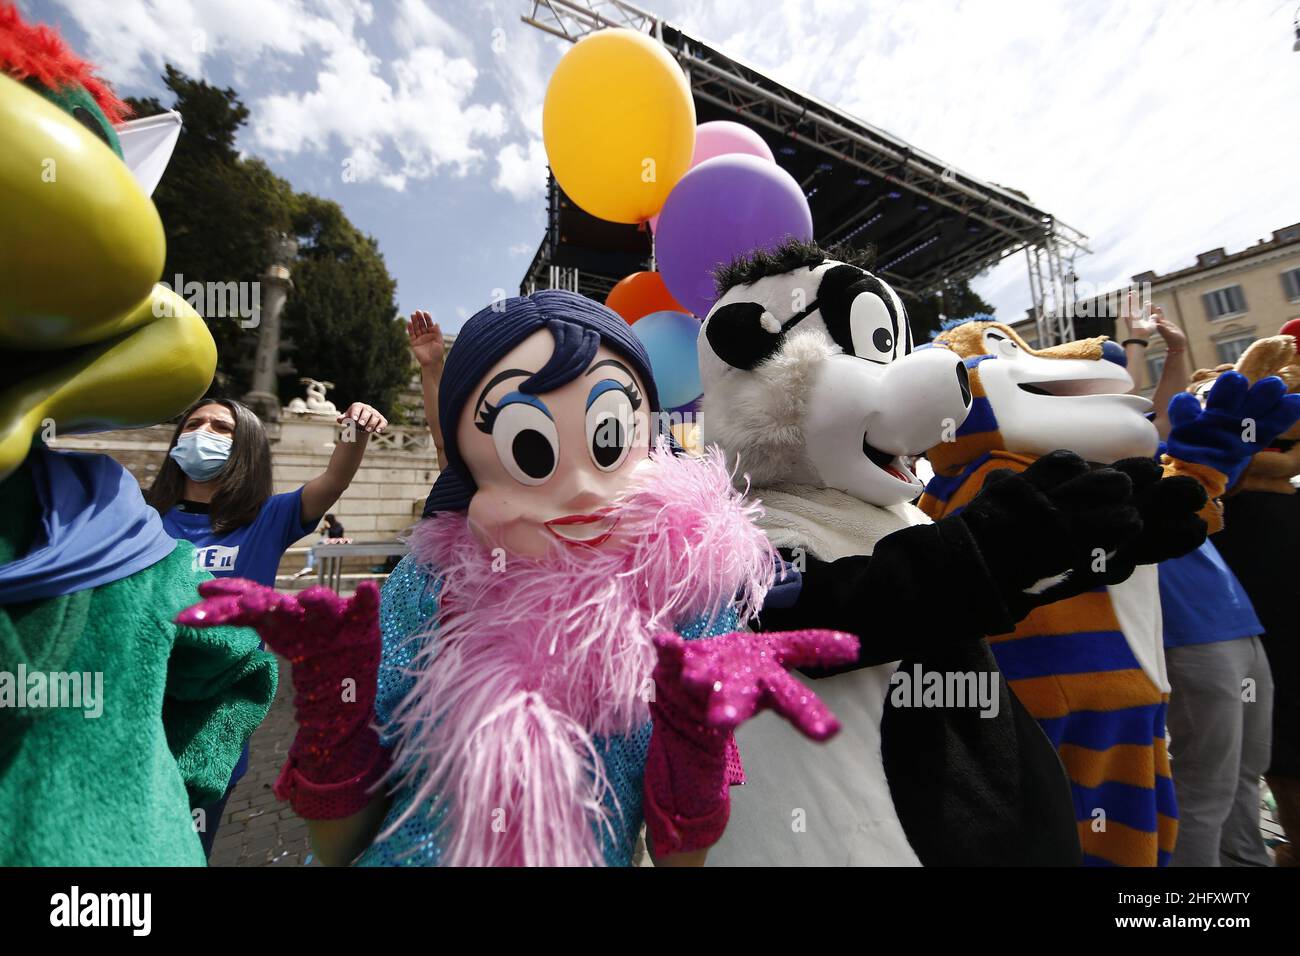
[355, 554, 737, 867]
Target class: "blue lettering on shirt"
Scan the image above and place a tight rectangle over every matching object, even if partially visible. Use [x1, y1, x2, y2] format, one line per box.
[162, 488, 315, 588]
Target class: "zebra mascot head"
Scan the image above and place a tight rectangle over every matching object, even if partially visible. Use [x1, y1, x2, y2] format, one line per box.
[697, 239, 973, 506]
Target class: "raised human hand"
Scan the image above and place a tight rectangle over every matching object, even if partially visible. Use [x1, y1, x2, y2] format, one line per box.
[1121, 288, 1155, 342]
[1151, 305, 1187, 354]
[338, 401, 388, 435]
[407, 309, 445, 369]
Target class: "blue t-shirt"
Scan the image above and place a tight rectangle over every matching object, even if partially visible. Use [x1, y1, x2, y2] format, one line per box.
[162, 488, 315, 786]
[1159, 540, 1262, 648]
[161, 488, 315, 587]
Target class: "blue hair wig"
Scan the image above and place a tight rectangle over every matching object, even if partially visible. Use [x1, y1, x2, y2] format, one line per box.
[928, 313, 997, 341]
[423, 289, 661, 516]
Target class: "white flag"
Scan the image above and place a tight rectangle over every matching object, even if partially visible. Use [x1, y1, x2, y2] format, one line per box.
[115, 110, 182, 197]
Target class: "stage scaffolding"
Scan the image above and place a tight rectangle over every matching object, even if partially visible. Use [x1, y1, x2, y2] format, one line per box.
[520, 0, 1089, 345]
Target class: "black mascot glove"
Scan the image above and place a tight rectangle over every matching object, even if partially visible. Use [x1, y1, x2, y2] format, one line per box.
[1058, 457, 1208, 587]
[953, 450, 1143, 620]
[1007, 456, 1209, 610]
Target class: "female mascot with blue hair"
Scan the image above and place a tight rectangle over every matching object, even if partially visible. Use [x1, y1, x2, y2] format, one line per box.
[181, 290, 856, 866]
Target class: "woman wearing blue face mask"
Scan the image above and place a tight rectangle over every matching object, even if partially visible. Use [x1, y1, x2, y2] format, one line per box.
[145, 395, 387, 856]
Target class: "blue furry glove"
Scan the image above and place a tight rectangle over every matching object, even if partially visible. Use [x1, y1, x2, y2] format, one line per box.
[1165, 371, 1300, 486]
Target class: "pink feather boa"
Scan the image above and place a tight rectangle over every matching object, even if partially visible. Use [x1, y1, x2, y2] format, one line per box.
[381, 442, 773, 866]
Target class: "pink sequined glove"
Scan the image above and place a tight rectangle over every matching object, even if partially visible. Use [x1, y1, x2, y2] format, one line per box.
[643, 628, 859, 857]
[177, 579, 389, 820]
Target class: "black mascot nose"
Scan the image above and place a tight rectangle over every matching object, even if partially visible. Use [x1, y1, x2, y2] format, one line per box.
[956, 361, 972, 406]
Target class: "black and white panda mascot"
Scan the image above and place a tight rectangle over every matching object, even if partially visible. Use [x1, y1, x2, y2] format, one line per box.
[697, 240, 1149, 866]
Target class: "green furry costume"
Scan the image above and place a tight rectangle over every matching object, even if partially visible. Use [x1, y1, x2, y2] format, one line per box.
[0, 8, 276, 864]
[0, 464, 275, 866]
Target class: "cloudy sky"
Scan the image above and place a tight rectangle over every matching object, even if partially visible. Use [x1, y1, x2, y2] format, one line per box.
[25, 0, 1300, 331]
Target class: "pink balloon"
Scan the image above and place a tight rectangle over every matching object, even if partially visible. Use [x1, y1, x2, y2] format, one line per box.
[693, 120, 775, 166]
[649, 121, 775, 232]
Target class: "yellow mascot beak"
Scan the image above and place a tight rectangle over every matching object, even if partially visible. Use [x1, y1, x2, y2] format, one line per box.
[0, 73, 216, 478]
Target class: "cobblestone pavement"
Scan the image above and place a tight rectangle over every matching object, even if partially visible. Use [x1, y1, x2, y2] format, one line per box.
[208, 655, 319, 868]
[209, 652, 1290, 867]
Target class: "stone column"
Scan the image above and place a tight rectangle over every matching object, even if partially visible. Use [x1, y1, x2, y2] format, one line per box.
[242, 233, 297, 422]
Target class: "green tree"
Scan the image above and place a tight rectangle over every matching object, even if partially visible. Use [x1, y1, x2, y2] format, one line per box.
[907, 278, 996, 342]
[281, 194, 410, 414]
[127, 67, 410, 415]
[127, 68, 293, 394]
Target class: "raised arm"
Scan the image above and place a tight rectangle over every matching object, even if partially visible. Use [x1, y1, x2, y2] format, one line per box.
[1148, 307, 1190, 440]
[407, 310, 447, 471]
[300, 401, 389, 527]
[1121, 292, 1191, 439]
[1120, 289, 1155, 382]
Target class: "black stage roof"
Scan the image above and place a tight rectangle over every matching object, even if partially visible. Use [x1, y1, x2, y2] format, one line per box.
[521, 0, 1087, 317]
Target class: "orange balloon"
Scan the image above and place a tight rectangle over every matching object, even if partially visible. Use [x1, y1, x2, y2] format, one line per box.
[605, 271, 690, 324]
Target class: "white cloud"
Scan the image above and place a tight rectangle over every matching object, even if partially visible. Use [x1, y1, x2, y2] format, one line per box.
[48, 0, 372, 84]
[494, 137, 548, 202]
[49, 0, 511, 192]
[655, 0, 1300, 320]
[479, 2, 561, 205]
[48, 0, 1300, 262]
[391, 0, 468, 54]
[255, 37, 507, 188]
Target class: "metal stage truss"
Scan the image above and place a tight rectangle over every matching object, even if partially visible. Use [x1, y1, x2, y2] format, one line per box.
[520, 0, 1090, 345]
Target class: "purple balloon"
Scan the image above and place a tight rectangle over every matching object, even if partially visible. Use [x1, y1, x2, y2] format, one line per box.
[656, 153, 813, 317]
[648, 122, 774, 232]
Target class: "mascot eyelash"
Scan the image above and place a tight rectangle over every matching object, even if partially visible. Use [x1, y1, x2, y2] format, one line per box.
[599, 380, 642, 410]
[476, 380, 642, 435]
[473, 396, 517, 434]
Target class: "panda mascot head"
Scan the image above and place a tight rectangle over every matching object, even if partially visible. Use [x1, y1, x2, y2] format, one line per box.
[697, 239, 973, 507]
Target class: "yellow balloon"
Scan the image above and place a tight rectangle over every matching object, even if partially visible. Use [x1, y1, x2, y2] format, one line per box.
[543, 29, 695, 224]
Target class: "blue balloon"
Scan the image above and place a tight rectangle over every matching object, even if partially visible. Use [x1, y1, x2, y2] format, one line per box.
[633, 310, 702, 409]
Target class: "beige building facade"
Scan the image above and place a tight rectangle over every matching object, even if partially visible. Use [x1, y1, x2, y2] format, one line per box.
[1012, 224, 1300, 396]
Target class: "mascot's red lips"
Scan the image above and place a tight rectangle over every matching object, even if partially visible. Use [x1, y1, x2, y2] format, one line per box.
[545, 509, 619, 547]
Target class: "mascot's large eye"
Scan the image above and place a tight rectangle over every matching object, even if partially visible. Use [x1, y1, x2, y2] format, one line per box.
[490, 395, 559, 485]
[849, 291, 896, 363]
[984, 330, 1020, 358]
[816, 265, 905, 364]
[585, 380, 636, 472]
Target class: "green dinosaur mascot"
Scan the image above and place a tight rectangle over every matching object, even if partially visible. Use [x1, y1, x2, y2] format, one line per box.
[0, 4, 276, 865]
